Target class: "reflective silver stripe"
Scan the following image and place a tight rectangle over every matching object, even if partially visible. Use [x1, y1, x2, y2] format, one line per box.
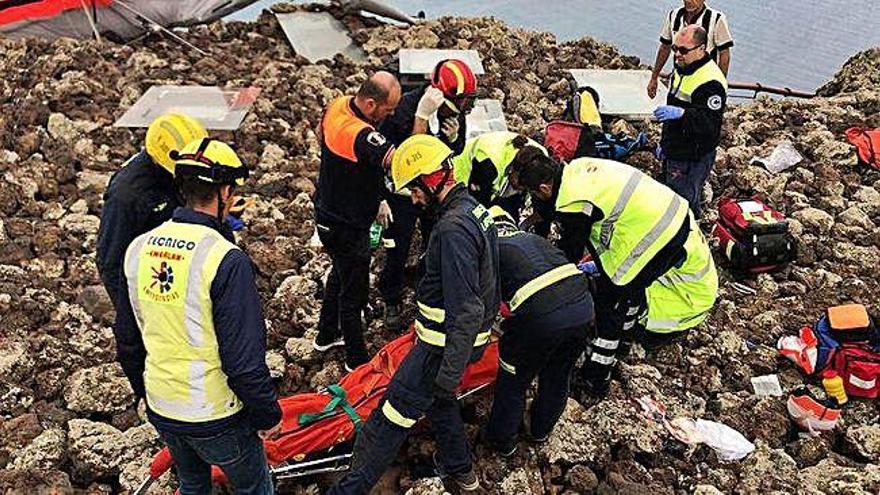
[658, 259, 713, 286]
[591, 353, 616, 365]
[125, 235, 150, 330]
[623, 320, 636, 330]
[626, 306, 640, 316]
[189, 360, 208, 414]
[184, 234, 218, 348]
[599, 171, 642, 249]
[498, 357, 516, 375]
[647, 319, 681, 329]
[611, 196, 685, 285]
[592, 338, 619, 350]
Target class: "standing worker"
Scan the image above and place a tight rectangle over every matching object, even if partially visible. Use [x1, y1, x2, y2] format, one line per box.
[330, 135, 500, 494]
[97, 113, 207, 308]
[378, 59, 478, 331]
[114, 138, 282, 494]
[508, 153, 696, 397]
[313, 72, 400, 370]
[482, 207, 593, 456]
[654, 25, 728, 219]
[451, 131, 546, 219]
[647, 0, 733, 98]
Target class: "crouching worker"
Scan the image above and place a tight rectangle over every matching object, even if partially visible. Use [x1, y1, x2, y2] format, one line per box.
[114, 138, 282, 494]
[330, 135, 500, 494]
[483, 207, 593, 456]
[508, 153, 697, 398]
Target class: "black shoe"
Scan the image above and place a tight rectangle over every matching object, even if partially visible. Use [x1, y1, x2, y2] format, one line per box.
[525, 432, 549, 445]
[480, 429, 517, 458]
[313, 333, 344, 352]
[344, 355, 369, 373]
[433, 452, 480, 492]
[384, 303, 402, 331]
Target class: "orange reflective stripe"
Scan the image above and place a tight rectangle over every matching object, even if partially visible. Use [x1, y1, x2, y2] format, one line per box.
[322, 96, 372, 163]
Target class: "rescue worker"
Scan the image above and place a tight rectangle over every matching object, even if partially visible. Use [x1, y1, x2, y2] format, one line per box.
[378, 59, 478, 331]
[330, 135, 500, 494]
[508, 152, 693, 397]
[451, 131, 546, 219]
[647, 0, 734, 99]
[97, 113, 207, 309]
[482, 207, 593, 456]
[114, 138, 282, 494]
[654, 25, 728, 219]
[313, 71, 400, 370]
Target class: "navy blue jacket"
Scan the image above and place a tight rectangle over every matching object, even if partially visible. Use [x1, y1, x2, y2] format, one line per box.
[114, 208, 282, 435]
[416, 185, 500, 393]
[497, 230, 594, 331]
[96, 151, 180, 308]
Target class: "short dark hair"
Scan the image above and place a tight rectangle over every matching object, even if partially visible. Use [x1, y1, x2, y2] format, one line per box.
[692, 26, 708, 47]
[508, 147, 560, 190]
[357, 77, 390, 103]
[176, 177, 223, 207]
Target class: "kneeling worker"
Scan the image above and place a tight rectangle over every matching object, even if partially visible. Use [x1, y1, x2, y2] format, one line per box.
[331, 135, 500, 494]
[115, 138, 282, 494]
[483, 207, 593, 456]
[508, 152, 714, 397]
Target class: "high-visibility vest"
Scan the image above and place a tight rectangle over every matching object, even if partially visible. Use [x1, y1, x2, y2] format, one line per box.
[669, 60, 728, 104]
[322, 95, 372, 163]
[451, 131, 546, 200]
[644, 213, 719, 333]
[124, 220, 243, 423]
[555, 158, 689, 286]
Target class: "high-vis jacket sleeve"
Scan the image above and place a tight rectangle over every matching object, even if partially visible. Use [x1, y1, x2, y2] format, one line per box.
[435, 221, 485, 393]
[682, 81, 726, 142]
[211, 250, 282, 431]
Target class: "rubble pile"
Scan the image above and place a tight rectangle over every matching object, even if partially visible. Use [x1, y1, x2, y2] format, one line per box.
[0, 4, 877, 493]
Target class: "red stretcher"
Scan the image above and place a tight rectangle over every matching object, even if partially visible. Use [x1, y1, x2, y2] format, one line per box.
[135, 331, 499, 493]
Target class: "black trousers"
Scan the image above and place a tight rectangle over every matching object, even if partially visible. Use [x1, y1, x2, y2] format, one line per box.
[316, 222, 371, 365]
[378, 194, 433, 306]
[485, 319, 588, 448]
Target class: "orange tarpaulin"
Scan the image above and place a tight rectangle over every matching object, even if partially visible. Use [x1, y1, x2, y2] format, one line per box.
[0, 0, 113, 26]
[147, 331, 500, 481]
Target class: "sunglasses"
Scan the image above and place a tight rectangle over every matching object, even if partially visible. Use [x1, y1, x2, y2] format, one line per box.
[671, 44, 704, 55]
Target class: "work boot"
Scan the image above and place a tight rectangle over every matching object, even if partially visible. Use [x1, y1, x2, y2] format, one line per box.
[384, 303, 402, 332]
[480, 428, 517, 458]
[313, 333, 344, 352]
[433, 452, 480, 493]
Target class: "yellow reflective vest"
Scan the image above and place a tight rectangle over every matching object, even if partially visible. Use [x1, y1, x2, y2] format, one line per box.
[555, 158, 689, 287]
[124, 220, 243, 423]
[644, 213, 718, 333]
[669, 59, 728, 104]
[451, 131, 546, 201]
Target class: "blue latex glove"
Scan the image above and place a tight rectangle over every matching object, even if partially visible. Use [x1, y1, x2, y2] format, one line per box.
[654, 143, 665, 161]
[653, 105, 685, 122]
[577, 260, 598, 274]
[226, 215, 245, 232]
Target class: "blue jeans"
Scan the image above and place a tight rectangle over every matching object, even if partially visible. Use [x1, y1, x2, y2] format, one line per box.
[158, 422, 273, 495]
[663, 149, 717, 219]
[329, 342, 472, 495]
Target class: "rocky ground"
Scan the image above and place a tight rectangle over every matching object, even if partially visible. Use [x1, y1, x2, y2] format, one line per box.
[0, 3, 878, 494]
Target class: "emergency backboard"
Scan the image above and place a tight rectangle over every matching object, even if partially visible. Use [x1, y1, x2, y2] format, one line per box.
[114, 86, 261, 130]
[465, 99, 507, 139]
[275, 12, 366, 63]
[398, 49, 485, 76]
[568, 69, 667, 120]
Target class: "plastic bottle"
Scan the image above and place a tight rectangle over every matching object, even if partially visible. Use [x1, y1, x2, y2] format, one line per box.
[822, 370, 848, 406]
[369, 222, 383, 250]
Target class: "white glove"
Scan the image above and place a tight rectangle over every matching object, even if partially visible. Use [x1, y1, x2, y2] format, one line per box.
[376, 199, 394, 228]
[441, 117, 460, 143]
[416, 87, 446, 120]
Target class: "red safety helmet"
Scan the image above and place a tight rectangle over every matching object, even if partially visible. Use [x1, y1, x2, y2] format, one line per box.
[431, 59, 477, 99]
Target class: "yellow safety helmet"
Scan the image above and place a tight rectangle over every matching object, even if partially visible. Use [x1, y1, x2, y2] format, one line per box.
[171, 138, 249, 187]
[391, 134, 453, 192]
[145, 113, 208, 173]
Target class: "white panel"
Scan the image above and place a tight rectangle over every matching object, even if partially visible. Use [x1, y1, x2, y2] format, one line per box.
[114, 86, 260, 130]
[398, 49, 485, 76]
[275, 12, 365, 63]
[568, 69, 668, 120]
[465, 99, 507, 139]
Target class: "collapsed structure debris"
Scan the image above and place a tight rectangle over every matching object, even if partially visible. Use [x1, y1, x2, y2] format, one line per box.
[0, 4, 878, 493]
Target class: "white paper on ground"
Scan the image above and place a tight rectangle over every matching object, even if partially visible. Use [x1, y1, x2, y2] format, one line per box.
[750, 141, 804, 173]
[695, 419, 756, 461]
[751, 374, 784, 397]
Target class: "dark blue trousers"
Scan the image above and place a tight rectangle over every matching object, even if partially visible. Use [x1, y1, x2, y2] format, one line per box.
[663, 149, 717, 219]
[329, 342, 472, 495]
[485, 320, 587, 449]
